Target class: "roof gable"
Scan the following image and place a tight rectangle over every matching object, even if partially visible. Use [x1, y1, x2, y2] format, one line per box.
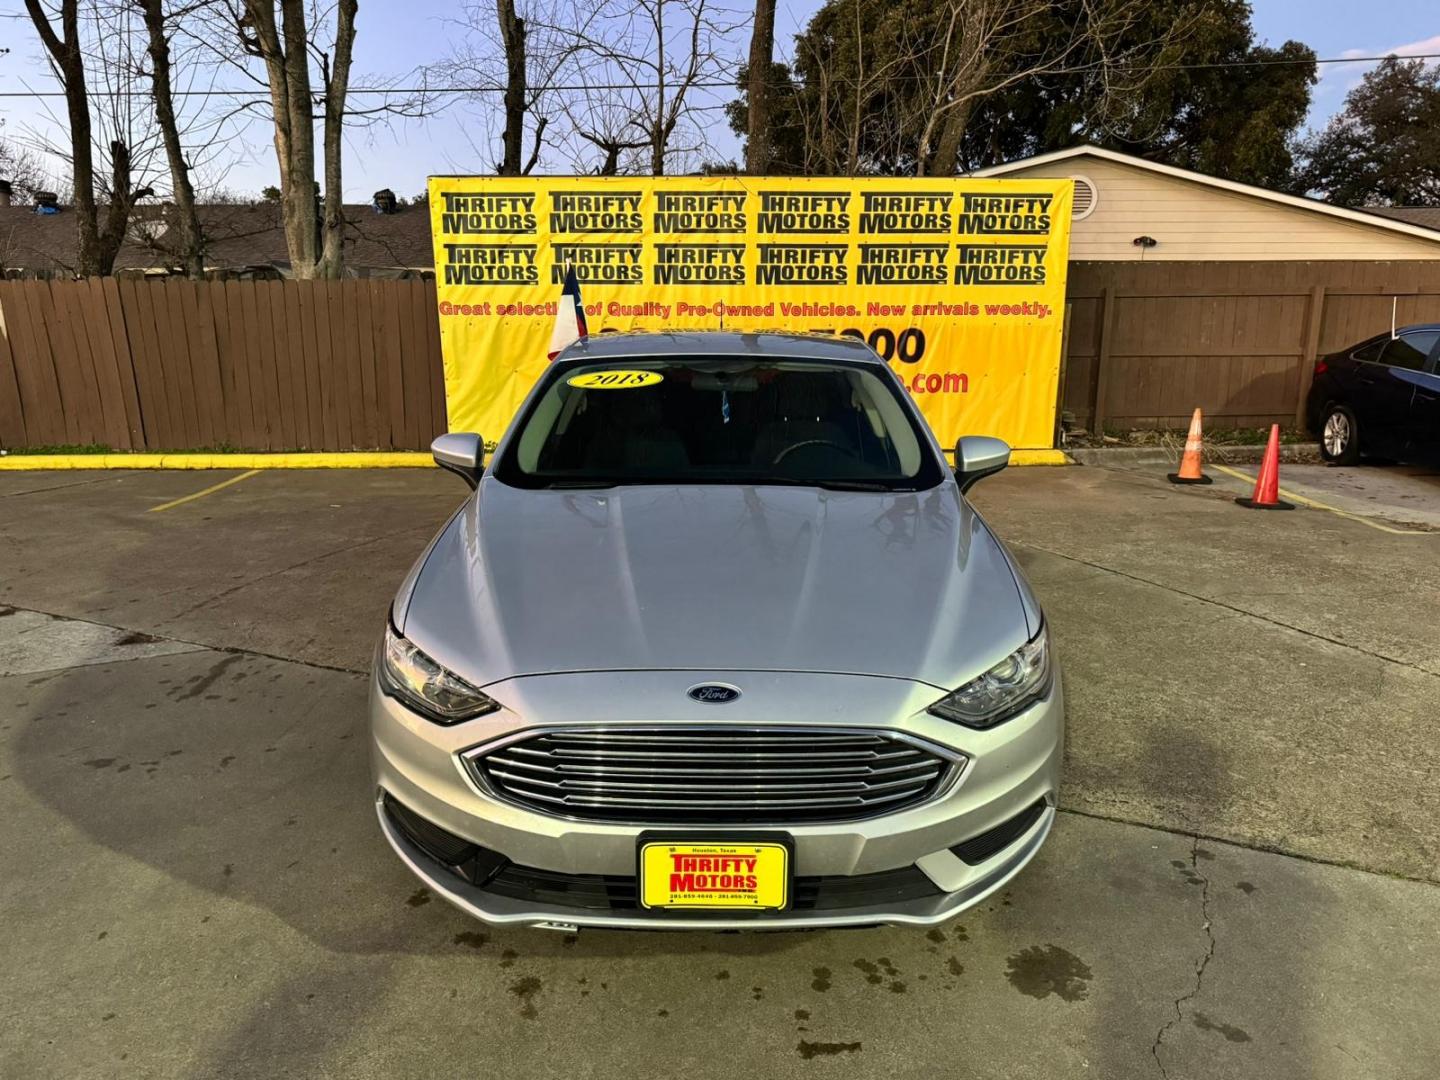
[971, 145, 1440, 247]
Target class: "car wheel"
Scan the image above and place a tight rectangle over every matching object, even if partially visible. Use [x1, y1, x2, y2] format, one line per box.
[1320, 404, 1359, 465]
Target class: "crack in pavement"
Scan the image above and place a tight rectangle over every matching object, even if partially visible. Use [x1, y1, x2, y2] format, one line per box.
[157, 524, 434, 624]
[1151, 836, 1217, 1080]
[0, 602, 367, 677]
[0, 474, 138, 498]
[1011, 540, 1440, 679]
[1058, 805, 1439, 886]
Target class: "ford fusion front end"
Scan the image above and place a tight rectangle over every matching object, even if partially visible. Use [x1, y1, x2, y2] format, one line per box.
[369, 332, 1064, 930]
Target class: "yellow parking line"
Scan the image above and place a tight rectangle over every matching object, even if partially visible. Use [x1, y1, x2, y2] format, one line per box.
[147, 469, 260, 513]
[1210, 464, 1430, 535]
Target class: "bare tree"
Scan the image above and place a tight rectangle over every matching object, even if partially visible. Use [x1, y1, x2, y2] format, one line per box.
[0, 136, 53, 201]
[908, 0, 1163, 177]
[429, 0, 588, 175]
[495, 0, 528, 175]
[558, 64, 651, 174]
[237, 0, 356, 278]
[23, 0, 150, 275]
[136, 0, 204, 276]
[743, 0, 775, 173]
[559, 0, 740, 175]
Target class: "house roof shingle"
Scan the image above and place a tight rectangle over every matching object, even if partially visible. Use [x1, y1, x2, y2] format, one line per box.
[0, 201, 435, 276]
[1363, 206, 1440, 233]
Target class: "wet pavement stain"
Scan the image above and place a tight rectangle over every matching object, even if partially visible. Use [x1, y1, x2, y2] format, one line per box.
[751, 986, 764, 1001]
[811, 967, 831, 992]
[797, 1040, 861, 1060]
[926, 928, 947, 944]
[509, 976, 542, 1020]
[115, 630, 161, 646]
[499, 948, 519, 968]
[888, 981, 906, 994]
[453, 931, 489, 950]
[83, 758, 117, 770]
[715, 970, 730, 980]
[1195, 848, 1216, 861]
[946, 957, 964, 977]
[1004, 945, 1092, 1002]
[794, 1009, 810, 1021]
[1193, 1013, 1252, 1043]
[1235, 881, 1257, 894]
[405, 888, 431, 908]
[657, 1008, 669, 1018]
[173, 654, 243, 702]
[853, 959, 883, 985]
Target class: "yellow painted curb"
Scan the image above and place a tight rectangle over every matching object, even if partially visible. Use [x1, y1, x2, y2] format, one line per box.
[1009, 449, 1071, 467]
[0, 452, 434, 470]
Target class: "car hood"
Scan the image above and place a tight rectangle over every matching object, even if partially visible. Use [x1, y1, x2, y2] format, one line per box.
[401, 479, 1031, 690]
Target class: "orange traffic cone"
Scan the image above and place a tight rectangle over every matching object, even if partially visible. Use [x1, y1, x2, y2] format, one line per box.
[1235, 425, 1295, 510]
[1168, 407, 1212, 485]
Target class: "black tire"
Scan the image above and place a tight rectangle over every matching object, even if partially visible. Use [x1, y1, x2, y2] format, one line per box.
[1319, 403, 1360, 465]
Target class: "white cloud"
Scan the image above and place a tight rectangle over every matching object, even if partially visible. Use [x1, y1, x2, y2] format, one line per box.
[1319, 33, 1440, 96]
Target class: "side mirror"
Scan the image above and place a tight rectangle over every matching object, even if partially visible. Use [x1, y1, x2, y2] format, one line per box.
[431, 433, 484, 489]
[954, 436, 1010, 493]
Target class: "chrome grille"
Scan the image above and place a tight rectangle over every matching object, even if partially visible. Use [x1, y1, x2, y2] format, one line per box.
[465, 727, 958, 824]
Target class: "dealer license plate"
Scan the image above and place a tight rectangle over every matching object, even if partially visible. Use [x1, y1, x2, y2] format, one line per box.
[638, 839, 791, 910]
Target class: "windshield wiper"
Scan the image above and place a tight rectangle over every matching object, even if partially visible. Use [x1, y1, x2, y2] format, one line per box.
[817, 480, 908, 492]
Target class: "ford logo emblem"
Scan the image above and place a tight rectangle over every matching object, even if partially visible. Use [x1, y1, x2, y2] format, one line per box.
[687, 683, 741, 704]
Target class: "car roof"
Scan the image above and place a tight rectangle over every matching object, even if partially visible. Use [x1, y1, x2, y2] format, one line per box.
[556, 330, 884, 363]
[1343, 324, 1440, 348]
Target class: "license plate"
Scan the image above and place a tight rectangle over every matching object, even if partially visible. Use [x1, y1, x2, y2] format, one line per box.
[638, 839, 791, 910]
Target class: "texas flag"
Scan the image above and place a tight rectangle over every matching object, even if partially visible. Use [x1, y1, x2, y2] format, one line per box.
[547, 266, 588, 359]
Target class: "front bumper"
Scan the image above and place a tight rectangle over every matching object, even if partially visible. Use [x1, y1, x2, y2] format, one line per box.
[370, 667, 1063, 930]
[377, 791, 1054, 930]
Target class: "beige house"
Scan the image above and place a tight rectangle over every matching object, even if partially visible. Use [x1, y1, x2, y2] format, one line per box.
[971, 145, 1440, 261]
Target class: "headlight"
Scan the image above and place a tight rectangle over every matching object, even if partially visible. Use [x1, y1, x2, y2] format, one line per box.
[928, 625, 1051, 729]
[380, 623, 500, 724]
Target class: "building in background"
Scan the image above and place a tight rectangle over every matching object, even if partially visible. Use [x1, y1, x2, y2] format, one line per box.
[970, 145, 1440, 261]
[0, 192, 433, 280]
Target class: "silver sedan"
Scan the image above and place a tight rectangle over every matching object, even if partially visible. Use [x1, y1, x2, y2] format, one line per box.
[371, 331, 1063, 931]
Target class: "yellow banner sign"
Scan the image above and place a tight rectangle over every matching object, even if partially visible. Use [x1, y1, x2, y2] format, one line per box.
[428, 176, 1072, 449]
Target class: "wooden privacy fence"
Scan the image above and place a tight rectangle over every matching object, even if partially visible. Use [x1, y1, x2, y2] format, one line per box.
[1064, 262, 1440, 431]
[0, 278, 446, 451]
[6, 263, 1440, 450]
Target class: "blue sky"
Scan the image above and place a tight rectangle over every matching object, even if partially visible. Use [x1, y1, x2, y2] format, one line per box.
[1, 0, 1436, 200]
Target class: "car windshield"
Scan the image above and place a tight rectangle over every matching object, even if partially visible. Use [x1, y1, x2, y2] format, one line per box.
[493, 357, 944, 491]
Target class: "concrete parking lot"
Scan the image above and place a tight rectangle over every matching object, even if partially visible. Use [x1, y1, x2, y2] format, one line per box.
[2, 462, 1438, 1079]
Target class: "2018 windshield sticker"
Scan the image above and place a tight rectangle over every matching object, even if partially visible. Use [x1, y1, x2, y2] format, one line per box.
[567, 370, 664, 389]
